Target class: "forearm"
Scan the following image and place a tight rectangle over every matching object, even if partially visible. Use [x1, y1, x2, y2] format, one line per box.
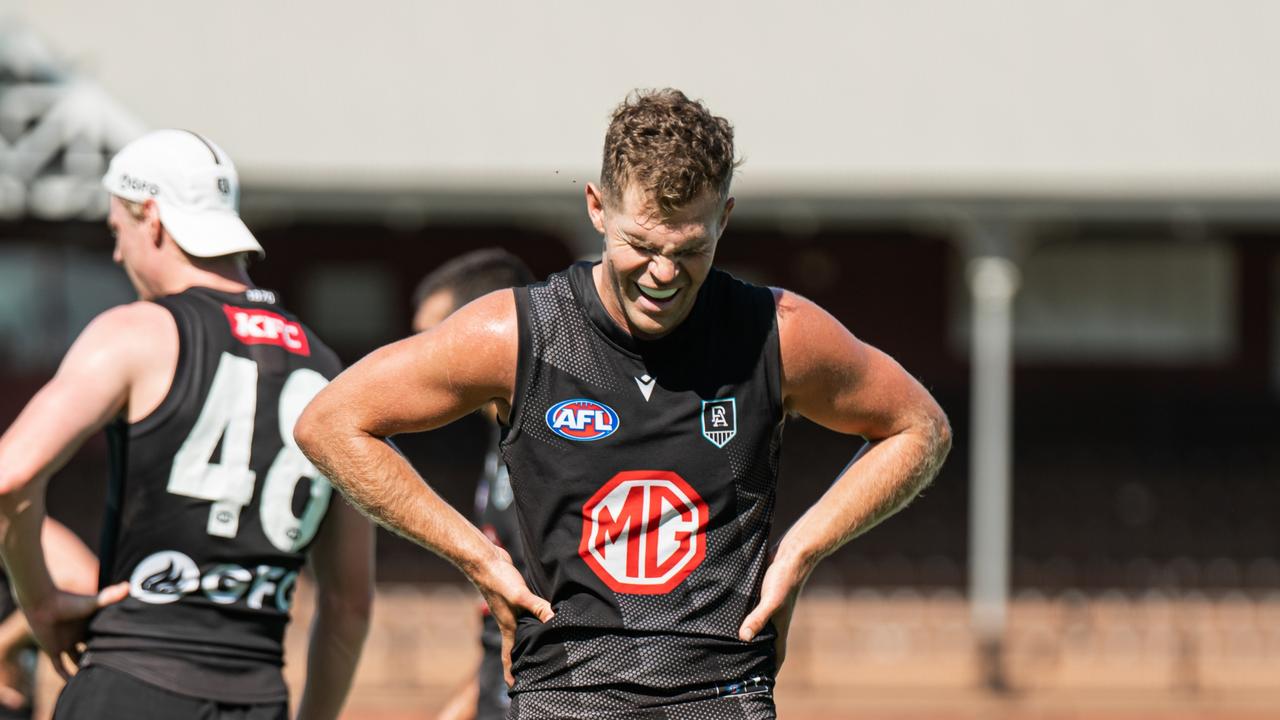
[0, 612, 30, 656]
[295, 602, 369, 720]
[41, 519, 98, 595]
[299, 430, 499, 578]
[0, 480, 56, 614]
[777, 419, 950, 572]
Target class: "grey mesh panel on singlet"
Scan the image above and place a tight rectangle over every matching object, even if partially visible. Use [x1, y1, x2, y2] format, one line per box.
[500, 263, 784, 717]
[518, 271, 619, 452]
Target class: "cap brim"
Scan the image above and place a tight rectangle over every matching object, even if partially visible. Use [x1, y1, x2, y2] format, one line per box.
[159, 205, 265, 259]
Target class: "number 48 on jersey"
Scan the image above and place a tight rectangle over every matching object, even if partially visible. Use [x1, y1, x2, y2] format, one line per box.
[168, 352, 332, 552]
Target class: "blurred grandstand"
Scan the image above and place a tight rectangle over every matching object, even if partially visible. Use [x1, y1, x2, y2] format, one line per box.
[3, 2, 1280, 717]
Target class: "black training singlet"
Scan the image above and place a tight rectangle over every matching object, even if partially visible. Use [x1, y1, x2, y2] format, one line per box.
[88, 287, 342, 704]
[501, 262, 786, 718]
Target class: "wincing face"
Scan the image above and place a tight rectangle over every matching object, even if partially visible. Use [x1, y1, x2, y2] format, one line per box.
[107, 195, 164, 300]
[586, 182, 734, 340]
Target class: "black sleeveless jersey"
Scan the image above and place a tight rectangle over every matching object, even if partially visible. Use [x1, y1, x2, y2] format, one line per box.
[87, 286, 342, 704]
[502, 262, 786, 717]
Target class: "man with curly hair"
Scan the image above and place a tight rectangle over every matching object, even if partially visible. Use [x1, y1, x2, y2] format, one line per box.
[299, 89, 950, 719]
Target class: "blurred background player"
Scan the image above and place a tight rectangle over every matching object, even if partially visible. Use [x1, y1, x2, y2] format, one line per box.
[0, 521, 98, 720]
[295, 89, 951, 718]
[410, 248, 535, 720]
[0, 129, 373, 719]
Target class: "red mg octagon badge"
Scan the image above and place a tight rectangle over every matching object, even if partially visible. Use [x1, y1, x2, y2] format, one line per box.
[579, 470, 708, 594]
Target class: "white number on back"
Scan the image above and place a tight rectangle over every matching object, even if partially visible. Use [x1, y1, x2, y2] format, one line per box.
[168, 352, 333, 550]
[260, 368, 332, 552]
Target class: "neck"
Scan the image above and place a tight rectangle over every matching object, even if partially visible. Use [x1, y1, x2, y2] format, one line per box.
[153, 259, 253, 298]
[592, 263, 638, 337]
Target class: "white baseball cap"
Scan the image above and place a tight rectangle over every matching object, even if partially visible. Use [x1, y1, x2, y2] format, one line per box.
[102, 129, 265, 259]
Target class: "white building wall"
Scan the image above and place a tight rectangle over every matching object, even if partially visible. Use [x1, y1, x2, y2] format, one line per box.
[7, 0, 1280, 198]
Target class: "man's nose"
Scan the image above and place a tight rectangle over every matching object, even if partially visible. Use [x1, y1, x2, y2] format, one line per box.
[648, 255, 677, 284]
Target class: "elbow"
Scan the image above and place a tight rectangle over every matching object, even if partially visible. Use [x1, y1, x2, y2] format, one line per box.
[932, 407, 953, 459]
[293, 403, 329, 465]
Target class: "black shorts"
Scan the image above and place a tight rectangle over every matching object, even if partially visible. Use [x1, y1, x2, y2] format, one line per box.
[54, 665, 287, 720]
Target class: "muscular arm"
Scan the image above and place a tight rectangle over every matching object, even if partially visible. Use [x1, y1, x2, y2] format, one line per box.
[295, 290, 551, 684]
[0, 304, 170, 673]
[295, 498, 374, 720]
[773, 289, 951, 566]
[296, 290, 516, 575]
[739, 290, 951, 652]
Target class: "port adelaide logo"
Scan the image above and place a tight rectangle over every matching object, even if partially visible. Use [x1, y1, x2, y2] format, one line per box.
[701, 398, 737, 448]
[546, 398, 619, 441]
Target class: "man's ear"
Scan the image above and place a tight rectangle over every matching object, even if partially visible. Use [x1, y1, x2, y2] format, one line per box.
[717, 196, 735, 238]
[586, 183, 608, 235]
[142, 198, 163, 247]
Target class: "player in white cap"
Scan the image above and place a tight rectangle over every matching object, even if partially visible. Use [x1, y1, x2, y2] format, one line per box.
[0, 130, 373, 720]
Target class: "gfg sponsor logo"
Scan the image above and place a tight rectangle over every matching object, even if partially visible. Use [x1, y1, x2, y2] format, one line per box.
[579, 470, 708, 594]
[545, 399, 619, 441]
[128, 550, 298, 611]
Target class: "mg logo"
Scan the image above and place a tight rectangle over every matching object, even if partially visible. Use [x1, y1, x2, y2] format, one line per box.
[579, 470, 708, 594]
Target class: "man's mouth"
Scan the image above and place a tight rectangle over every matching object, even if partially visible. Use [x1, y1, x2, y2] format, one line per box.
[636, 283, 679, 301]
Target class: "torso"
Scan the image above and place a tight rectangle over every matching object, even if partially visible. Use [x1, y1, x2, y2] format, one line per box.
[501, 262, 785, 713]
[88, 286, 342, 704]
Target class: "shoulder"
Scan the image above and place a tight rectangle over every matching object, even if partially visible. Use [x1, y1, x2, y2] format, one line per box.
[52, 301, 177, 400]
[70, 302, 176, 366]
[442, 288, 519, 343]
[371, 288, 518, 390]
[772, 287, 850, 342]
[770, 288, 868, 408]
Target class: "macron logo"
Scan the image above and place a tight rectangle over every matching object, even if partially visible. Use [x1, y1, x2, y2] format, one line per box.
[635, 374, 656, 402]
[222, 305, 310, 356]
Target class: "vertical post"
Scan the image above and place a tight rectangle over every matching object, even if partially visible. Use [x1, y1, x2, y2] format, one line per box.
[966, 230, 1020, 692]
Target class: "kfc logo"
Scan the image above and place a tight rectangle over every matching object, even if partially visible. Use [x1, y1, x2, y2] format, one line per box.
[579, 470, 708, 594]
[223, 305, 310, 356]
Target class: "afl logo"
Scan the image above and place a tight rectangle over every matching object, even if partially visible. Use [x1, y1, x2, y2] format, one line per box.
[546, 399, 619, 441]
[580, 470, 708, 594]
